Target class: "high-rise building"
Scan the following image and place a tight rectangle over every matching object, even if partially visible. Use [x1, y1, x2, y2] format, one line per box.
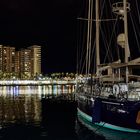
[15, 51, 20, 76]
[0, 45, 15, 73]
[0, 45, 3, 72]
[19, 49, 32, 79]
[0, 45, 41, 79]
[28, 45, 41, 77]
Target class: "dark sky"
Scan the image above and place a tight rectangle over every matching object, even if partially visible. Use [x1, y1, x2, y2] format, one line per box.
[0, 0, 78, 74]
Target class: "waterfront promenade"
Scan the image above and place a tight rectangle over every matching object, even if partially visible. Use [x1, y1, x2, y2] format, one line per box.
[0, 79, 76, 86]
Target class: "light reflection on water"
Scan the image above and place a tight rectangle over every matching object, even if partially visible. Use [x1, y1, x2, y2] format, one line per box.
[0, 85, 75, 95]
[0, 85, 104, 140]
[0, 85, 75, 125]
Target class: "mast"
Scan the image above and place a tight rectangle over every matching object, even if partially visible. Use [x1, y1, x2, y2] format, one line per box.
[112, 1, 130, 83]
[123, 0, 129, 83]
[86, 0, 91, 76]
[96, 0, 100, 76]
[86, 0, 93, 77]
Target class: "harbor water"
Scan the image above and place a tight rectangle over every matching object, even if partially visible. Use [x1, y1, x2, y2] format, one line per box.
[0, 85, 107, 140]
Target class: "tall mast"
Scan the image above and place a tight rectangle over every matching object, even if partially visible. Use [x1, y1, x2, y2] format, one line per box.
[123, 0, 129, 83]
[86, 0, 91, 75]
[112, 1, 130, 83]
[96, 0, 100, 76]
[86, 0, 93, 76]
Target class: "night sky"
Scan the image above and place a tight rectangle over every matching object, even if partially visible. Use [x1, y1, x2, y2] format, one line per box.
[0, 0, 139, 75]
[0, 0, 78, 74]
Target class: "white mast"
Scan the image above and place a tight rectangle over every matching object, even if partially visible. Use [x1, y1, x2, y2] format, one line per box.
[124, 0, 129, 83]
[112, 1, 130, 83]
[86, 0, 93, 77]
[86, 0, 91, 76]
[96, 0, 100, 76]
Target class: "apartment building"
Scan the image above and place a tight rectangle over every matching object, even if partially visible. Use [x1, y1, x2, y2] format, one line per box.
[0, 45, 41, 79]
[0, 45, 15, 73]
[19, 49, 32, 79]
[28, 45, 41, 77]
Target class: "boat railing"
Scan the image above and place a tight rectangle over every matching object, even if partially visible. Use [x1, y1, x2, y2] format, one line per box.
[112, 2, 130, 15]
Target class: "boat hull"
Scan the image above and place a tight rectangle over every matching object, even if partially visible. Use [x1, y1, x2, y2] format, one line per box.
[76, 93, 140, 139]
[77, 108, 140, 140]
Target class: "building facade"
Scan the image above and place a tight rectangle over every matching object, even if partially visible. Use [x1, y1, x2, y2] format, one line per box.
[0, 45, 15, 79]
[28, 45, 41, 78]
[0, 45, 41, 79]
[19, 49, 32, 79]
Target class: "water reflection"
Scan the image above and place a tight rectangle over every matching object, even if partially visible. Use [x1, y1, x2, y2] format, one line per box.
[0, 89, 39, 126]
[0, 85, 75, 126]
[0, 85, 75, 95]
[0, 85, 103, 140]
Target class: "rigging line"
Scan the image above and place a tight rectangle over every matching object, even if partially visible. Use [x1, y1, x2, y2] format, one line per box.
[99, 0, 105, 21]
[109, 0, 120, 46]
[79, 45, 86, 74]
[77, 17, 117, 22]
[129, 13, 140, 53]
[103, 0, 120, 63]
[78, 48, 86, 74]
[76, 20, 82, 74]
[108, 0, 119, 49]
[106, 0, 118, 61]
[76, 28, 81, 74]
[130, 7, 140, 52]
[81, 38, 87, 74]
[81, 57, 86, 74]
[101, 21, 113, 62]
[101, 0, 117, 61]
[134, 21, 140, 52]
[88, 0, 93, 75]
[103, 16, 119, 63]
[78, 19, 88, 74]
[77, 0, 89, 74]
[100, 26, 113, 63]
[79, 38, 86, 74]
[86, 0, 91, 76]
[102, 0, 113, 63]
[91, 38, 96, 73]
[136, 0, 140, 24]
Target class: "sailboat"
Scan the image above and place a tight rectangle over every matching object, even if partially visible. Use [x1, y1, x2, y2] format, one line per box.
[75, 0, 140, 139]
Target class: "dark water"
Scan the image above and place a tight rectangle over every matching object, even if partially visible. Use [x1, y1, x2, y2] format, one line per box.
[0, 85, 105, 140]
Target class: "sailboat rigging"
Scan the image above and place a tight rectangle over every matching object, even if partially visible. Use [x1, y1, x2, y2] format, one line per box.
[75, 0, 140, 139]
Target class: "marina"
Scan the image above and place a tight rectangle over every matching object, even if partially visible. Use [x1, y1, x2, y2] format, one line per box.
[0, 0, 140, 139]
[0, 84, 106, 140]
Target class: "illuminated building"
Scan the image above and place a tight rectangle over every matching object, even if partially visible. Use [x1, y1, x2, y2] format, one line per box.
[0, 45, 41, 79]
[28, 45, 41, 77]
[0, 45, 15, 73]
[15, 51, 20, 77]
[19, 49, 32, 79]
